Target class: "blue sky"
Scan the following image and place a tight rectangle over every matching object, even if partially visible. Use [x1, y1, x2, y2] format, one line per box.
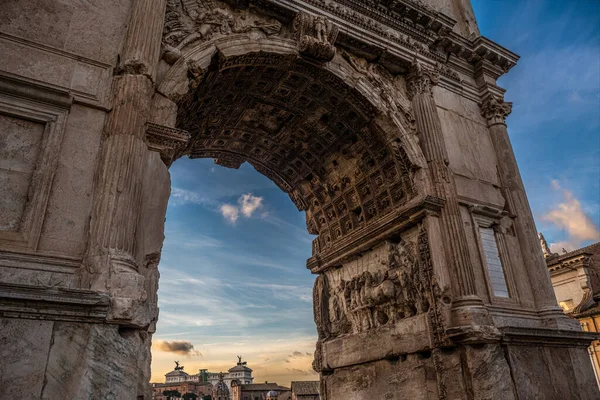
[472, 0, 600, 251]
[151, 1, 600, 385]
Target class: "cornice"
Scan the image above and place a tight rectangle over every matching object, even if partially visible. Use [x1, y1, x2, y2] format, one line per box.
[239, 0, 518, 102]
[500, 326, 599, 347]
[434, 34, 520, 79]
[0, 283, 109, 323]
[145, 122, 190, 166]
[0, 71, 73, 109]
[548, 254, 591, 276]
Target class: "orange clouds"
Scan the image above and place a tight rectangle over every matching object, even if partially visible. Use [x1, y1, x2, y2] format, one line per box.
[542, 180, 600, 252]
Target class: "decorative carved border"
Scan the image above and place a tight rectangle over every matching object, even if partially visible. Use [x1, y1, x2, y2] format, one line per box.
[251, 0, 518, 73]
[0, 73, 72, 250]
[0, 282, 109, 323]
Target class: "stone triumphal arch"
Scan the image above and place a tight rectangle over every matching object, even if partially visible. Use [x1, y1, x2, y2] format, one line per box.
[0, 0, 598, 399]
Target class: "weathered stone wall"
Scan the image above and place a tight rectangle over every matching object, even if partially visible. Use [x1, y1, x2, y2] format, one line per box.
[0, 1, 137, 399]
[0, 0, 131, 259]
[1, 0, 599, 399]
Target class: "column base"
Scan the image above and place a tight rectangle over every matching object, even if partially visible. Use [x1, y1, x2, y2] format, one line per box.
[451, 295, 494, 326]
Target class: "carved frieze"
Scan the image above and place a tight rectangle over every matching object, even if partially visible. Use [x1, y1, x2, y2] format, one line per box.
[293, 12, 339, 61]
[313, 225, 449, 348]
[317, 237, 432, 339]
[162, 0, 282, 64]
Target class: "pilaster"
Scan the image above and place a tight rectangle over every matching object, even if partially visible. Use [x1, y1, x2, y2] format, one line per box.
[79, 0, 168, 328]
[480, 96, 572, 327]
[406, 61, 489, 327]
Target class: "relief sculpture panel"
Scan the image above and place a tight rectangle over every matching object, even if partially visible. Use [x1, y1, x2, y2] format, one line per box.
[316, 228, 435, 341]
[163, 0, 282, 64]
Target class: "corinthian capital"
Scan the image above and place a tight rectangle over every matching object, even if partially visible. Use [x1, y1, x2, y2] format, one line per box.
[405, 61, 439, 99]
[480, 96, 512, 126]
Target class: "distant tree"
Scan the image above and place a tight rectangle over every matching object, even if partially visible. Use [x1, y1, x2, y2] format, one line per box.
[183, 393, 198, 400]
[163, 390, 182, 400]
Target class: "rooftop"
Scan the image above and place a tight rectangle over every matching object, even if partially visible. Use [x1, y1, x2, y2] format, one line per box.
[229, 364, 253, 373]
[291, 381, 319, 395]
[241, 383, 290, 391]
[546, 242, 600, 266]
[165, 370, 189, 377]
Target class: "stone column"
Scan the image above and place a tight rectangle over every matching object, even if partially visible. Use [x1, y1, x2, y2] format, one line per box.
[79, 0, 167, 327]
[406, 62, 488, 326]
[481, 97, 566, 319]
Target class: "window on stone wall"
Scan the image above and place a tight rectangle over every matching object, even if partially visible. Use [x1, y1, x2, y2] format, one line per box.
[582, 321, 590, 331]
[479, 227, 510, 297]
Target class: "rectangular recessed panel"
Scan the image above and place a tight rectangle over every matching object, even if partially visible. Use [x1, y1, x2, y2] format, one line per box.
[479, 227, 510, 297]
[0, 114, 44, 232]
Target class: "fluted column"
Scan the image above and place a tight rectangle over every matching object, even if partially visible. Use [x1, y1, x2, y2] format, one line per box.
[120, 0, 167, 78]
[481, 97, 563, 314]
[406, 62, 487, 325]
[80, 0, 167, 326]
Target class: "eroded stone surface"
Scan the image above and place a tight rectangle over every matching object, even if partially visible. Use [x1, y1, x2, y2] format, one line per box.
[42, 323, 151, 400]
[0, 318, 53, 399]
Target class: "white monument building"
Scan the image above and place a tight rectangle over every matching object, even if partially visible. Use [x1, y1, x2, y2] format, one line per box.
[164, 361, 190, 383]
[206, 356, 254, 395]
[158, 356, 254, 399]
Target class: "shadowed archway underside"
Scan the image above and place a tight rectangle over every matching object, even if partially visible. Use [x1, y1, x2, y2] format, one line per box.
[176, 52, 416, 253]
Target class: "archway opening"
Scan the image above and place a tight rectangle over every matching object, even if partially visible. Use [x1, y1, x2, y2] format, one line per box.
[151, 157, 318, 390]
[175, 52, 416, 251]
[150, 45, 421, 397]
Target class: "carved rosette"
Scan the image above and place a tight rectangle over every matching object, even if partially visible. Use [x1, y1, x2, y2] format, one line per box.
[405, 61, 440, 99]
[293, 12, 339, 61]
[480, 96, 512, 126]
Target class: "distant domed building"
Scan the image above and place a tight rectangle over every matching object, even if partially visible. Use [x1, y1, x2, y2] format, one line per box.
[213, 372, 230, 400]
[266, 390, 279, 400]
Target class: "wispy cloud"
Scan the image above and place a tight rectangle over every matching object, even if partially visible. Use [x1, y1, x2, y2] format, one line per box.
[542, 180, 600, 252]
[170, 187, 218, 208]
[243, 282, 313, 302]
